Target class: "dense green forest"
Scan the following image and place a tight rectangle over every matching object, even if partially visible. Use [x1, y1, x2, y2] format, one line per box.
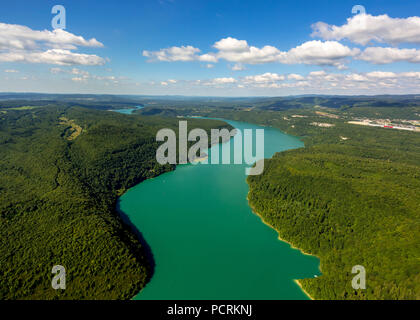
[248, 144, 420, 299]
[0, 105, 231, 299]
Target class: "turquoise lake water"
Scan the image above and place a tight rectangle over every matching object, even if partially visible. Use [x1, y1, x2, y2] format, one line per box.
[118, 119, 320, 299]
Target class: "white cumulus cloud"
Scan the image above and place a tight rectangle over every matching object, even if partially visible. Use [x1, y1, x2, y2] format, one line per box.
[0, 22, 106, 66]
[365, 71, 397, 78]
[231, 63, 245, 71]
[312, 14, 420, 45]
[211, 77, 237, 84]
[358, 47, 420, 64]
[243, 72, 285, 83]
[0, 49, 106, 66]
[288, 73, 305, 81]
[277, 40, 359, 66]
[143, 45, 216, 62]
[143, 37, 359, 67]
[0, 23, 103, 50]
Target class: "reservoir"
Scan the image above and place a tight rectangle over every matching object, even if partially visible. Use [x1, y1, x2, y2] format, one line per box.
[111, 105, 143, 114]
[117, 119, 320, 299]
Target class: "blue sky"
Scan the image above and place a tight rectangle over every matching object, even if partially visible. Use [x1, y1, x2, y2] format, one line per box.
[1, 0, 420, 96]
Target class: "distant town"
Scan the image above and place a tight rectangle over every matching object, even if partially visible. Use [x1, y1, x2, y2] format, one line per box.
[348, 119, 420, 132]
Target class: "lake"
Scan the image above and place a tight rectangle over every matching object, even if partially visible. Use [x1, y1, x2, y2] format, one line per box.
[117, 119, 320, 299]
[111, 105, 143, 114]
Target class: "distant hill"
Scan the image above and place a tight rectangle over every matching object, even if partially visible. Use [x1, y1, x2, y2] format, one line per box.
[1, 93, 420, 112]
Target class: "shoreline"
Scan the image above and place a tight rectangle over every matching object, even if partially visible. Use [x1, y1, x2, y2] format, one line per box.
[246, 192, 321, 300]
[294, 280, 315, 300]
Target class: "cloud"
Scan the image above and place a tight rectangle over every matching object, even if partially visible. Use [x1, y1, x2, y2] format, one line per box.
[302, 70, 417, 91]
[237, 72, 309, 89]
[303, 70, 419, 91]
[358, 47, 420, 64]
[143, 45, 199, 62]
[144, 37, 358, 67]
[231, 63, 245, 71]
[0, 22, 106, 66]
[142, 14, 420, 69]
[70, 68, 90, 76]
[0, 23, 103, 50]
[211, 77, 237, 84]
[71, 77, 87, 82]
[243, 72, 285, 83]
[50, 67, 90, 75]
[277, 40, 359, 66]
[93, 75, 119, 83]
[288, 73, 305, 80]
[213, 37, 249, 52]
[312, 14, 420, 45]
[50, 67, 63, 74]
[365, 71, 397, 78]
[157, 79, 178, 85]
[213, 37, 280, 64]
[0, 49, 106, 65]
[143, 15, 420, 68]
[50, 67, 122, 85]
[308, 70, 326, 77]
[345, 73, 368, 82]
[148, 69, 420, 94]
[3, 69, 19, 73]
[198, 53, 218, 62]
[143, 45, 216, 62]
[400, 71, 420, 78]
[200, 77, 237, 86]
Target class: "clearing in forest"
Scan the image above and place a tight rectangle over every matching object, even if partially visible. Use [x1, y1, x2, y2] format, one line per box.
[59, 117, 83, 140]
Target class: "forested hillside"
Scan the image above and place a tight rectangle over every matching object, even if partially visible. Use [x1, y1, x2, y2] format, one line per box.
[248, 145, 420, 299]
[0, 105, 230, 299]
